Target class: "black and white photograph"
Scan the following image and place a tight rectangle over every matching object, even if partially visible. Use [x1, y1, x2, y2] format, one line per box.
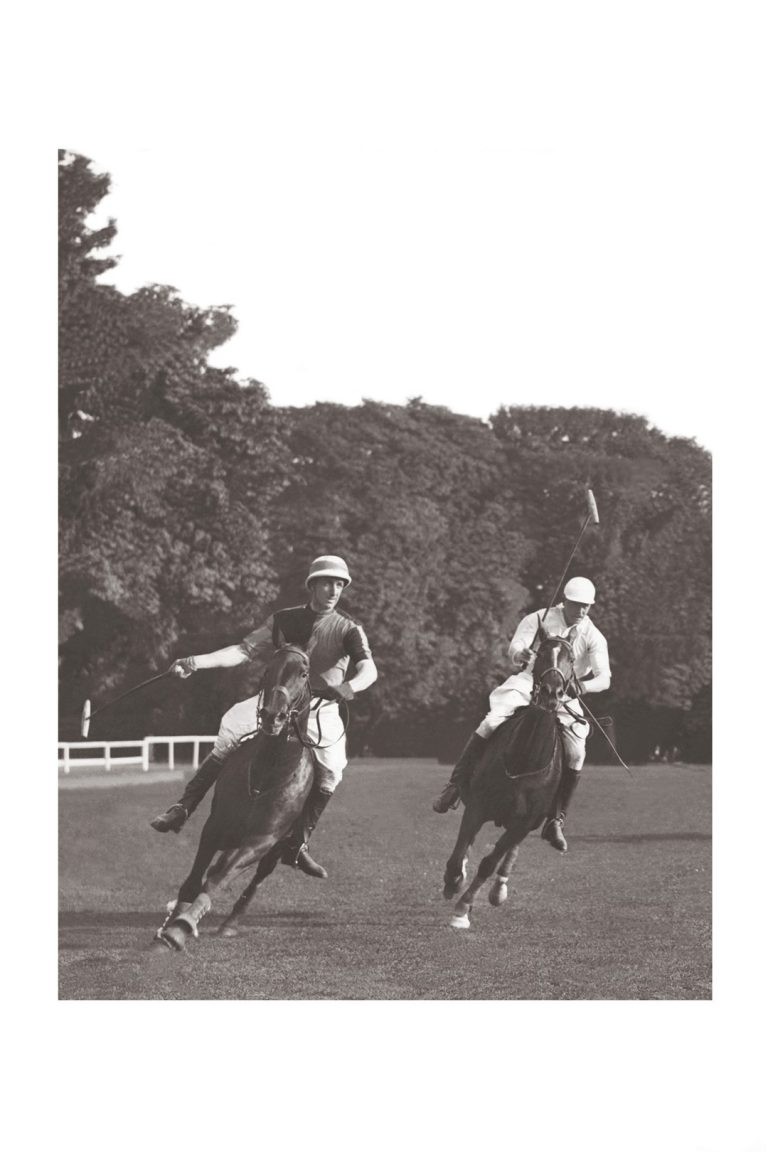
[58, 134, 714, 1000]
[11, 1, 763, 1148]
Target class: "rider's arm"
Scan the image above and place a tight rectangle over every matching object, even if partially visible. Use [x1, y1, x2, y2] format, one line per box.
[239, 621, 275, 668]
[581, 629, 611, 694]
[332, 624, 377, 697]
[507, 612, 541, 670]
[174, 621, 274, 677]
[190, 644, 251, 671]
[347, 657, 377, 694]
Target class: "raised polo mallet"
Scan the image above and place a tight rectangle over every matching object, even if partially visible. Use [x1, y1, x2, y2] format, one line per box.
[540, 487, 600, 629]
[528, 488, 630, 773]
[80, 667, 174, 738]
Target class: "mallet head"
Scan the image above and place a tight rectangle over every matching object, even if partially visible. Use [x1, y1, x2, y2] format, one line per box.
[80, 699, 91, 739]
[586, 488, 600, 524]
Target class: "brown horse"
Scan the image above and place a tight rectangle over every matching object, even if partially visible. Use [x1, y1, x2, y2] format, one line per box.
[442, 633, 577, 930]
[154, 644, 317, 952]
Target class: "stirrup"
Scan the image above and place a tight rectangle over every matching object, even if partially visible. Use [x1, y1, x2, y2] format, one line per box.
[541, 816, 568, 852]
[282, 843, 327, 879]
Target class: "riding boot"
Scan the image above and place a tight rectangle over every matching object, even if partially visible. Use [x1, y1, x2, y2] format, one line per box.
[281, 779, 334, 879]
[432, 732, 488, 813]
[150, 752, 225, 833]
[541, 767, 581, 852]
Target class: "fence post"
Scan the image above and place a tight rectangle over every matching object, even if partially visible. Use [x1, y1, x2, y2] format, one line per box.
[169, 741, 175, 772]
[193, 739, 200, 771]
[105, 744, 111, 773]
[63, 746, 70, 775]
[142, 739, 150, 772]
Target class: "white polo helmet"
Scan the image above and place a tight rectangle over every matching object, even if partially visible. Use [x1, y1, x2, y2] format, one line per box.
[563, 576, 596, 605]
[305, 555, 352, 589]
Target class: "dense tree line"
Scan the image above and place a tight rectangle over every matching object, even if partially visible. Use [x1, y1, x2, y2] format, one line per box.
[59, 152, 712, 762]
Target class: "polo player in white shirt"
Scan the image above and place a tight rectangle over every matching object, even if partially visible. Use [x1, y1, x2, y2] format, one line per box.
[433, 576, 611, 852]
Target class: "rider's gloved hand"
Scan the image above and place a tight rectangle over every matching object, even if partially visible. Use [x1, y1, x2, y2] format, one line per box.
[323, 682, 355, 703]
[513, 647, 535, 671]
[171, 657, 197, 679]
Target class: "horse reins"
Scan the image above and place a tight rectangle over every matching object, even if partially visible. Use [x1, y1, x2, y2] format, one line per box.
[290, 696, 350, 750]
[504, 637, 578, 782]
[531, 635, 578, 707]
[252, 645, 350, 750]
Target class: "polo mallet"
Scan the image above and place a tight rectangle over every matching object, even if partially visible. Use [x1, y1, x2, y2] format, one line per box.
[533, 487, 629, 772]
[577, 700, 632, 774]
[540, 487, 600, 630]
[80, 667, 174, 738]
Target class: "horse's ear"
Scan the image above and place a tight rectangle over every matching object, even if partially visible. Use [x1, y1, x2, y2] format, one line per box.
[536, 621, 553, 644]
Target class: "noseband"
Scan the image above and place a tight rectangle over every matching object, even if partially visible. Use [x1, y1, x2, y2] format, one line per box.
[258, 646, 311, 732]
[256, 646, 349, 749]
[531, 637, 576, 709]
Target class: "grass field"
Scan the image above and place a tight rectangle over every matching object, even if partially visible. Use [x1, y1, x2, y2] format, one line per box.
[59, 758, 711, 1000]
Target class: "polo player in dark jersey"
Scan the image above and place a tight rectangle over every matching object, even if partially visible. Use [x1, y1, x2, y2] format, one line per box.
[150, 556, 377, 879]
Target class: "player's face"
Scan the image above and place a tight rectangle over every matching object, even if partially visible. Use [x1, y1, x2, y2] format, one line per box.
[309, 577, 346, 612]
[562, 598, 591, 627]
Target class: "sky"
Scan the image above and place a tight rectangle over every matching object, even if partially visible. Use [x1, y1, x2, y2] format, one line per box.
[57, 1, 767, 458]
[66, 140, 727, 450]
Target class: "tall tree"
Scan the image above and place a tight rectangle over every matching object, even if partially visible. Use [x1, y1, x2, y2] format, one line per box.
[58, 154, 285, 736]
[267, 399, 532, 751]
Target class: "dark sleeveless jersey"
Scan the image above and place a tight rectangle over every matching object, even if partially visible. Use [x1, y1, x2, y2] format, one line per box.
[239, 604, 373, 690]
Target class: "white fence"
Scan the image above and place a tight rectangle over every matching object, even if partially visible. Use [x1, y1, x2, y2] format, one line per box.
[58, 736, 217, 775]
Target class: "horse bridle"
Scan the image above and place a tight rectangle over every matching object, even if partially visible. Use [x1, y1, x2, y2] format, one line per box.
[256, 645, 349, 750]
[257, 645, 311, 732]
[531, 636, 577, 709]
[503, 637, 581, 781]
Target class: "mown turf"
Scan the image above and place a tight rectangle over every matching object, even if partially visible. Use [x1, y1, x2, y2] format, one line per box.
[59, 759, 711, 1000]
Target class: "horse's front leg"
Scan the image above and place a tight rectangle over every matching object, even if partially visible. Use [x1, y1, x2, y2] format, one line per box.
[443, 806, 485, 899]
[162, 834, 278, 951]
[150, 827, 218, 950]
[451, 829, 521, 929]
[489, 843, 520, 907]
[218, 843, 283, 938]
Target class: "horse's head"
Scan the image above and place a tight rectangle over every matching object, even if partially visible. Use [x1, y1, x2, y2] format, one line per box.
[531, 634, 575, 712]
[259, 645, 311, 736]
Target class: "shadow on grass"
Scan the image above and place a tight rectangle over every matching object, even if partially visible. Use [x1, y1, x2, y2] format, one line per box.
[575, 832, 710, 843]
[59, 909, 328, 934]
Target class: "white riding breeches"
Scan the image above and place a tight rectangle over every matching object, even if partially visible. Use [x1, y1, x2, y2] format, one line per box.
[213, 694, 347, 791]
[475, 674, 591, 772]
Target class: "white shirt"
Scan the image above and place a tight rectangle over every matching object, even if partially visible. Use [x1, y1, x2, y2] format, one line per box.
[507, 605, 611, 692]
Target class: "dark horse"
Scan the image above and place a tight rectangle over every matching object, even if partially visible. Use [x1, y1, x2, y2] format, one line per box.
[154, 644, 318, 952]
[443, 633, 577, 930]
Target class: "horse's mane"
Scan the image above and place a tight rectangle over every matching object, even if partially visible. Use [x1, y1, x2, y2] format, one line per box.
[467, 705, 563, 828]
[488, 705, 560, 775]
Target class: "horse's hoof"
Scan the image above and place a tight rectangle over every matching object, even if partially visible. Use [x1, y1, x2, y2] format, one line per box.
[489, 879, 509, 907]
[450, 914, 471, 930]
[148, 934, 175, 953]
[161, 923, 189, 952]
[217, 923, 240, 938]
